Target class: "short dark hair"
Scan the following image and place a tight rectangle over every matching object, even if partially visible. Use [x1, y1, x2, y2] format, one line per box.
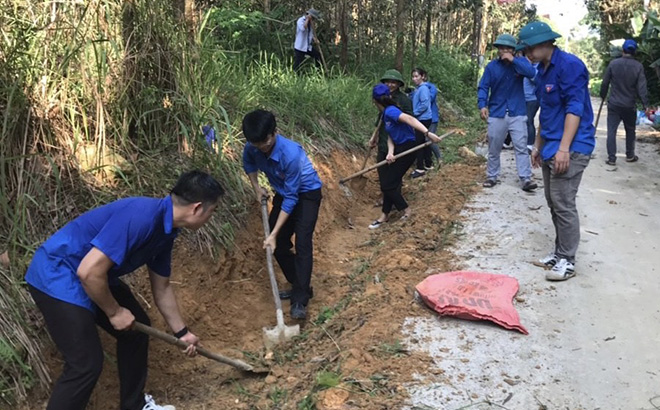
[242, 109, 276, 143]
[374, 95, 399, 108]
[412, 67, 428, 78]
[170, 170, 224, 207]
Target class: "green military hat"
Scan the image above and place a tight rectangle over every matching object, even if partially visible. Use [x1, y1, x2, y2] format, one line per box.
[380, 69, 405, 87]
[518, 21, 561, 48]
[493, 34, 518, 49]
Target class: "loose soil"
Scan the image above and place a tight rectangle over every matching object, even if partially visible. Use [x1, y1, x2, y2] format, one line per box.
[26, 149, 483, 410]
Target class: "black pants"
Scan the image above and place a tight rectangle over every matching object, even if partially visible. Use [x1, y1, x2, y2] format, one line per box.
[378, 140, 418, 214]
[293, 48, 321, 72]
[269, 189, 322, 306]
[606, 104, 637, 162]
[415, 119, 433, 170]
[29, 282, 150, 410]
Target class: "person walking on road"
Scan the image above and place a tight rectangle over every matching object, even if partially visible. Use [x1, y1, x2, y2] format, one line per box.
[368, 84, 443, 229]
[293, 8, 322, 72]
[600, 39, 650, 165]
[519, 21, 596, 281]
[478, 33, 538, 191]
[25, 170, 225, 410]
[242, 109, 323, 320]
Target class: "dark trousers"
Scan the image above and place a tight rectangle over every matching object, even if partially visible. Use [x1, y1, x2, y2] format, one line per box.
[269, 189, 322, 306]
[29, 282, 150, 410]
[606, 104, 637, 161]
[526, 100, 540, 145]
[378, 140, 418, 214]
[415, 119, 433, 169]
[293, 48, 322, 72]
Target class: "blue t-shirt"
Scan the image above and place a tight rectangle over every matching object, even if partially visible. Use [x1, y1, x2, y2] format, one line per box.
[536, 48, 595, 160]
[243, 134, 323, 214]
[383, 106, 416, 145]
[25, 196, 179, 312]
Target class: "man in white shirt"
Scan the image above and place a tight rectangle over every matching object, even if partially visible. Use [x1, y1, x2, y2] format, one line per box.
[294, 9, 322, 71]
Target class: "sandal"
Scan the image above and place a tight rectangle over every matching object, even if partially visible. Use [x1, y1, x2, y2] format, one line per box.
[483, 179, 496, 188]
[625, 155, 639, 163]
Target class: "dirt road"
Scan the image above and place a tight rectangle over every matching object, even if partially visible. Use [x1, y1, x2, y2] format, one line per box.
[404, 107, 660, 409]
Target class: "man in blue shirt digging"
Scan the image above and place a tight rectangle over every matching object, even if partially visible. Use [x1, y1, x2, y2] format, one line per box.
[519, 21, 596, 281]
[25, 170, 225, 410]
[242, 109, 323, 320]
[478, 33, 538, 192]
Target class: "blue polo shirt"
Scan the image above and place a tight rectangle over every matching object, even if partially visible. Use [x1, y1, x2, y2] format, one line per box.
[383, 106, 416, 145]
[478, 57, 536, 117]
[25, 196, 179, 312]
[536, 48, 595, 161]
[243, 134, 322, 214]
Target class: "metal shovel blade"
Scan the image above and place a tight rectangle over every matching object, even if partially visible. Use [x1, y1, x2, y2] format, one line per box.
[262, 323, 300, 349]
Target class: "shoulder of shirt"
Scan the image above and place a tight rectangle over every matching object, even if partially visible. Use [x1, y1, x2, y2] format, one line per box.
[557, 49, 587, 72]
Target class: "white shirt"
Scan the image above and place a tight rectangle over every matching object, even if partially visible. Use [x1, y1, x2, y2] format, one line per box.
[294, 15, 314, 52]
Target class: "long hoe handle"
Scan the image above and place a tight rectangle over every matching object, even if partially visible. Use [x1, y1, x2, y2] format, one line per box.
[594, 99, 604, 133]
[132, 322, 256, 372]
[260, 198, 286, 329]
[339, 130, 454, 184]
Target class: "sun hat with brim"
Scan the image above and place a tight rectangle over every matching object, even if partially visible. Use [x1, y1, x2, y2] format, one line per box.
[518, 21, 561, 48]
[493, 34, 517, 49]
[623, 39, 638, 53]
[307, 9, 322, 20]
[380, 69, 405, 87]
[372, 84, 391, 100]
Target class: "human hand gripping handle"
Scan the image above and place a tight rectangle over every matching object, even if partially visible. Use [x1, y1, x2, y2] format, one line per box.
[178, 330, 200, 357]
[109, 306, 135, 331]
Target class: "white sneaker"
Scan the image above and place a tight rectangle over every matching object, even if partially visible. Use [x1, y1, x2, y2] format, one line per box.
[142, 394, 175, 410]
[534, 252, 558, 269]
[545, 258, 575, 281]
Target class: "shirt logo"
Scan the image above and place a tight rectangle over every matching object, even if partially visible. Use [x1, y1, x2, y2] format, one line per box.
[545, 84, 555, 93]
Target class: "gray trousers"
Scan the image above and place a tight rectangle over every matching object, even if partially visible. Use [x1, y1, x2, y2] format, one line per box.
[606, 104, 636, 162]
[487, 114, 532, 180]
[542, 152, 590, 263]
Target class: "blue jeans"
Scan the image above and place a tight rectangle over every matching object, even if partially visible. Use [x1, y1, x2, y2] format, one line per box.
[526, 100, 540, 146]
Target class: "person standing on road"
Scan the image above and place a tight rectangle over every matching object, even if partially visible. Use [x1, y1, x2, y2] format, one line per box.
[600, 39, 650, 165]
[368, 84, 444, 229]
[410, 67, 434, 178]
[293, 8, 322, 72]
[25, 170, 225, 410]
[242, 109, 323, 320]
[524, 59, 540, 153]
[478, 34, 538, 191]
[519, 21, 596, 281]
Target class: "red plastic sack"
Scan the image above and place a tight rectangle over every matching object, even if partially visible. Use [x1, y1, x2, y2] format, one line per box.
[416, 271, 528, 334]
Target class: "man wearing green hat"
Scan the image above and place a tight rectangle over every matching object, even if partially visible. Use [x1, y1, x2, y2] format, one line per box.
[369, 69, 414, 177]
[294, 8, 322, 71]
[477, 33, 537, 192]
[518, 21, 595, 282]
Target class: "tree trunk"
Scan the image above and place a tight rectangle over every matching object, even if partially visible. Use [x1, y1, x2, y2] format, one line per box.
[425, 0, 432, 54]
[339, 0, 348, 68]
[356, 0, 363, 64]
[264, 0, 270, 34]
[395, 0, 406, 72]
[410, 0, 419, 71]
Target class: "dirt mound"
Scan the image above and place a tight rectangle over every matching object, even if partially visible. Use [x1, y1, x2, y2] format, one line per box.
[27, 153, 482, 409]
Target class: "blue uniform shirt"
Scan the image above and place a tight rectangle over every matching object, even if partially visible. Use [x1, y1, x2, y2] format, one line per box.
[477, 57, 536, 117]
[411, 82, 433, 121]
[25, 196, 179, 311]
[427, 82, 440, 123]
[383, 106, 416, 145]
[536, 48, 595, 161]
[243, 134, 322, 214]
[523, 63, 539, 102]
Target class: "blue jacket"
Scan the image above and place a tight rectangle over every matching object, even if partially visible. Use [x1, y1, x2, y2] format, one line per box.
[536, 48, 595, 160]
[426, 82, 440, 123]
[477, 57, 536, 118]
[523, 63, 539, 102]
[412, 82, 433, 121]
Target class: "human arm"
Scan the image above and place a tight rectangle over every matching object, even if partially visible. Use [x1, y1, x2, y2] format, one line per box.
[386, 136, 395, 162]
[477, 65, 491, 120]
[247, 172, 269, 202]
[397, 112, 444, 143]
[556, 60, 589, 174]
[637, 65, 649, 110]
[600, 64, 611, 100]
[512, 56, 536, 78]
[149, 270, 199, 356]
[531, 125, 543, 168]
[264, 152, 303, 250]
[77, 247, 134, 331]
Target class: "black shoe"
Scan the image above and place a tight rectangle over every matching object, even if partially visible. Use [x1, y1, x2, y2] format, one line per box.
[279, 287, 313, 300]
[522, 179, 537, 192]
[290, 303, 307, 320]
[605, 159, 616, 166]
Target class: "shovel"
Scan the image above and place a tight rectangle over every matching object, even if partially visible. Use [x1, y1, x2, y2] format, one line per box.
[339, 130, 454, 184]
[260, 197, 300, 348]
[349, 121, 382, 191]
[132, 322, 267, 374]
